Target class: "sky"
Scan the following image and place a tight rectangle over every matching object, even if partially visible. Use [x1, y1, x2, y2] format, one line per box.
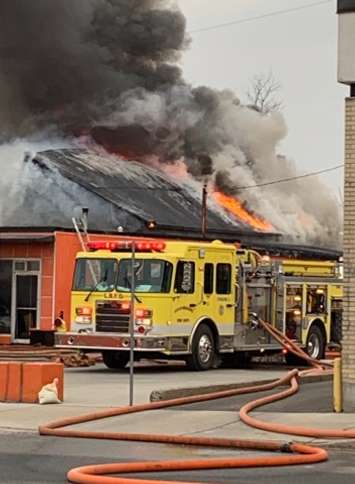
[176, 0, 347, 200]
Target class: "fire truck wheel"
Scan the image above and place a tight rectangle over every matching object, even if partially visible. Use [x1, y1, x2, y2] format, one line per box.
[102, 350, 129, 370]
[186, 324, 215, 371]
[306, 325, 325, 360]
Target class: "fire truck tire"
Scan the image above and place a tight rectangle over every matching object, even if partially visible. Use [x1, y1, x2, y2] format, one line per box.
[102, 351, 129, 370]
[331, 311, 342, 344]
[186, 324, 215, 371]
[306, 325, 325, 360]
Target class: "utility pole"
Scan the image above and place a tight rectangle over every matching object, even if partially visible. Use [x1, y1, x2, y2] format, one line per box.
[337, 1, 355, 410]
[201, 181, 208, 239]
[129, 241, 136, 406]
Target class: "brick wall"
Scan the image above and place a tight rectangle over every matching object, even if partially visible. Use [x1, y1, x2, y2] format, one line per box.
[343, 96, 355, 409]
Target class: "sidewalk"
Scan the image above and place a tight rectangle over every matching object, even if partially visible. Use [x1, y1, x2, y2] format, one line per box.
[0, 362, 354, 450]
[0, 362, 284, 431]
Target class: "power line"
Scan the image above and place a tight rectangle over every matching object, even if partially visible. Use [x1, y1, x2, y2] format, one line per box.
[188, 0, 333, 35]
[96, 164, 343, 191]
[236, 164, 343, 191]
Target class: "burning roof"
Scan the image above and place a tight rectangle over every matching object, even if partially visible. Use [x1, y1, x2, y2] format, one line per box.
[1, 147, 274, 241]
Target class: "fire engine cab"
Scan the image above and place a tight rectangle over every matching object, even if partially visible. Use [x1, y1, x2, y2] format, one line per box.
[55, 239, 343, 370]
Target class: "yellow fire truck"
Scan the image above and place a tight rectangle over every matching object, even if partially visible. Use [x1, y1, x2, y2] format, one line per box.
[55, 239, 343, 370]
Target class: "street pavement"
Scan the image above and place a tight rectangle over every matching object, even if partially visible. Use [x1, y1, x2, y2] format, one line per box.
[0, 361, 285, 431]
[1, 431, 355, 484]
[0, 362, 355, 483]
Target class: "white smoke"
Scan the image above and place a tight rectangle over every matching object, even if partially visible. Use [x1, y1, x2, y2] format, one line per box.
[0, 135, 73, 225]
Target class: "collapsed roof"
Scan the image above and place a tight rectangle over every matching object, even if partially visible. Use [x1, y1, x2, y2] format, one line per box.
[4, 148, 278, 242]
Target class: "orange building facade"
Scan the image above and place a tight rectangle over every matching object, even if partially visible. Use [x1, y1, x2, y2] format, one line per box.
[0, 230, 125, 345]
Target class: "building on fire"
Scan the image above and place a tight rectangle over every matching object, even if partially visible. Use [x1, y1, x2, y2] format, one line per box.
[0, 149, 341, 345]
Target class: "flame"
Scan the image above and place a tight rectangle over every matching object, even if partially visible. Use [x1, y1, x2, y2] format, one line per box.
[160, 160, 189, 179]
[147, 157, 189, 179]
[213, 191, 273, 232]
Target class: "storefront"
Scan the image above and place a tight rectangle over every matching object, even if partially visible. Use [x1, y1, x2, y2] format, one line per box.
[0, 229, 149, 345]
[0, 232, 55, 344]
[0, 259, 41, 342]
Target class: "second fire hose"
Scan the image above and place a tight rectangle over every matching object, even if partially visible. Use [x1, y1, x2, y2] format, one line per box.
[40, 317, 346, 484]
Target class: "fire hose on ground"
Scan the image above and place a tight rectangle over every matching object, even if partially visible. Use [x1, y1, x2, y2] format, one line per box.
[39, 319, 351, 484]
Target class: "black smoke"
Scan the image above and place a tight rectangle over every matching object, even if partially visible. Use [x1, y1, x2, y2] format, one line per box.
[0, 1, 187, 147]
[0, 0, 342, 246]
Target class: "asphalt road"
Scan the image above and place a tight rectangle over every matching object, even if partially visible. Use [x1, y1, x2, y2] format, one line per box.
[171, 381, 333, 413]
[0, 431, 354, 484]
[0, 369, 348, 483]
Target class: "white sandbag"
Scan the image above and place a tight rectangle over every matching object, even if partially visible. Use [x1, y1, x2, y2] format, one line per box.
[38, 378, 61, 404]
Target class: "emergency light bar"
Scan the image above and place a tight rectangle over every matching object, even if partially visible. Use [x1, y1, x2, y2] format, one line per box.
[87, 240, 166, 252]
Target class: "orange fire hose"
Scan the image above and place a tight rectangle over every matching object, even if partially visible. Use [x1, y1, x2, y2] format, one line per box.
[39, 320, 347, 484]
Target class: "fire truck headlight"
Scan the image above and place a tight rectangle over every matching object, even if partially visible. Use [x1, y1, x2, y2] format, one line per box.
[75, 315, 93, 324]
[135, 308, 153, 329]
[75, 307, 93, 323]
[135, 318, 152, 326]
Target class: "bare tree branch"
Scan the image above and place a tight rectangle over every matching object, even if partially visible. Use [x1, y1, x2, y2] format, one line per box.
[247, 72, 283, 114]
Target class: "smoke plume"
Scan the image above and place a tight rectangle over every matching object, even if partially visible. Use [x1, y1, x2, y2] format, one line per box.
[0, 0, 341, 246]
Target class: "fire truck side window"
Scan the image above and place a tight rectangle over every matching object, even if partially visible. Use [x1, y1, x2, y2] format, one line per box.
[204, 264, 214, 294]
[306, 287, 326, 314]
[216, 264, 232, 295]
[174, 261, 195, 294]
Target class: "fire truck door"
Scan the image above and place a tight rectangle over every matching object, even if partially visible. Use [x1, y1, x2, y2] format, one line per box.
[200, 261, 232, 324]
[172, 260, 199, 331]
[215, 262, 234, 326]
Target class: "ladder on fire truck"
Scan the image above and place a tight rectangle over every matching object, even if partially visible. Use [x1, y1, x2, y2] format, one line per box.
[72, 208, 90, 252]
[72, 209, 98, 284]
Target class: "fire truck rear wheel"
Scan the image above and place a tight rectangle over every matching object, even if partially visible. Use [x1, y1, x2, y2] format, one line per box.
[102, 350, 129, 370]
[306, 325, 325, 360]
[186, 324, 215, 371]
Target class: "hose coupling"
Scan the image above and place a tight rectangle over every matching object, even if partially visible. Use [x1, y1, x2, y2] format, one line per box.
[280, 442, 294, 453]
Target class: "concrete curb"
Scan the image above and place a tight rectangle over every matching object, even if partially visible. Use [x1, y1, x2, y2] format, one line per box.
[150, 372, 332, 402]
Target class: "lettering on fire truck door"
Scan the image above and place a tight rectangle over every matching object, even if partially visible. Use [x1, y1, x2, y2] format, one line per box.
[173, 260, 198, 325]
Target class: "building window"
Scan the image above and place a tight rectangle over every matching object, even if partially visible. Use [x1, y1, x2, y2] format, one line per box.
[27, 261, 40, 272]
[14, 261, 26, 272]
[0, 261, 12, 334]
[14, 260, 40, 272]
[216, 264, 232, 294]
[204, 263, 214, 294]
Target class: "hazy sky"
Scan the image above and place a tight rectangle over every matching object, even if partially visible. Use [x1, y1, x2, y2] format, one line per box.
[177, 0, 347, 199]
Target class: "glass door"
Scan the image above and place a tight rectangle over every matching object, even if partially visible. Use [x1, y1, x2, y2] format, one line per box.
[13, 274, 39, 343]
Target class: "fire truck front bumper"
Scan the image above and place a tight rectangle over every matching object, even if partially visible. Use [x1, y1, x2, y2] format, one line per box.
[55, 332, 175, 352]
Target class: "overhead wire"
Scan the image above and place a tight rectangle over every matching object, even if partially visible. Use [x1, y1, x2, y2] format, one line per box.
[235, 163, 343, 191]
[95, 163, 343, 191]
[188, 0, 333, 35]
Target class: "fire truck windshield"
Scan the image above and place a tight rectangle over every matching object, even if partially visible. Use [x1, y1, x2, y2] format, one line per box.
[73, 258, 118, 292]
[116, 259, 173, 293]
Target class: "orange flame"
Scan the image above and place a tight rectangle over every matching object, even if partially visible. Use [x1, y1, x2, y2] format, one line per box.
[213, 191, 273, 232]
